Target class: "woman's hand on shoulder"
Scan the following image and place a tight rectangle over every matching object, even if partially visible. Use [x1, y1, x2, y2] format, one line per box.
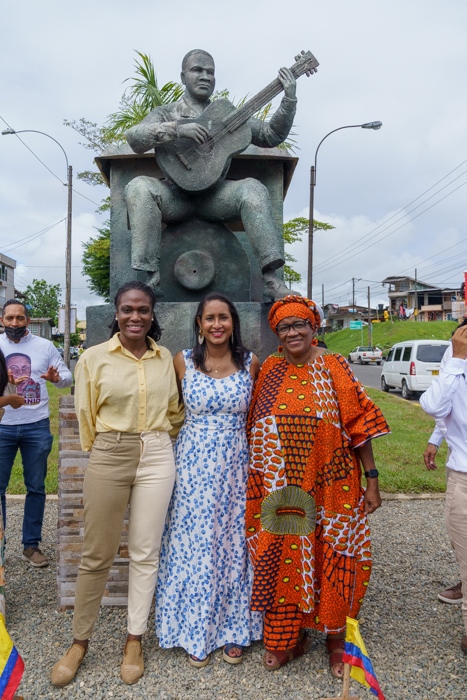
[250, 354, 261, 382]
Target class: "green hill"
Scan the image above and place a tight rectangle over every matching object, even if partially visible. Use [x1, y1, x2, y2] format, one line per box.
[325, 320, 457, 357]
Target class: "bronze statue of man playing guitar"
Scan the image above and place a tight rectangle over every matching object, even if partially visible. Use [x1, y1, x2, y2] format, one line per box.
[125, 49, 317, 300]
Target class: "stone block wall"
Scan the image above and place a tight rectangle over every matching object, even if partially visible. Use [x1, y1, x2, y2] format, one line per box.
[56, 395, 130, 610]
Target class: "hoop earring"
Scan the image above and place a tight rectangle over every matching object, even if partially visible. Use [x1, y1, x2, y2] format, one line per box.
[198, 328, 205, 345]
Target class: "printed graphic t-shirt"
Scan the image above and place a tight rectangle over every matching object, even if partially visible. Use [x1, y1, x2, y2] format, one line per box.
[0, 331, 73, 425]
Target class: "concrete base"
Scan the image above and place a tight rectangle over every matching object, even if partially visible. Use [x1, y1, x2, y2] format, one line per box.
[57, 395, 130, 610]
[87, 301, 279, 362]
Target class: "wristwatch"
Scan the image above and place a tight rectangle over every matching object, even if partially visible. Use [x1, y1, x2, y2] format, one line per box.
[364, 469, 379, 479]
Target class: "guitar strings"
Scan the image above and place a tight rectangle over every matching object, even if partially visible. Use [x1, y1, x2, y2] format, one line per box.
[178, 79, 284, 162]
[177, 62, 312, 163]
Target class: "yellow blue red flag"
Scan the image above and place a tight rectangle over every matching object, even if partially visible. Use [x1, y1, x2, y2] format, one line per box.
[342, 617, 385, 700]
[0, 613, 24, 700]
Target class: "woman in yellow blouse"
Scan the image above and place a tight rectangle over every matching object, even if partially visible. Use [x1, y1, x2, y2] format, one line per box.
[51, 281, 183, 687]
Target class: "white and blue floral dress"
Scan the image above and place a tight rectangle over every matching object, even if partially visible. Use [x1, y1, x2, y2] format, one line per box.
[155, 349, 263, 658]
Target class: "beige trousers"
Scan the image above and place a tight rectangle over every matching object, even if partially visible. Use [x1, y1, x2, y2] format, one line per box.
[445, 468, 467, 635]
[73, 430, 175, 639]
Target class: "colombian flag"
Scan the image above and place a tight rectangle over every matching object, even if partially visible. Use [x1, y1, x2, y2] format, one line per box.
[0, 614, 24, 700]
[342, 617, 385, 700]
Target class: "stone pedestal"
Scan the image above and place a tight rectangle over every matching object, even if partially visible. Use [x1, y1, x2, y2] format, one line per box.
[87, 300, 279, 360]
[56, 395, 130, 610]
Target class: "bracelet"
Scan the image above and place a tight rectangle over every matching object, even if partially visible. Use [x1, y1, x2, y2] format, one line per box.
[364, 469, 379, 479]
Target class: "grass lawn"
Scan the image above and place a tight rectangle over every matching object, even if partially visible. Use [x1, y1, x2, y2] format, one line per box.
[367, 387, 447, 493]
[325, 319, 457, 357]
[6, 383, 71, 495]
[5, 383, 446, 495]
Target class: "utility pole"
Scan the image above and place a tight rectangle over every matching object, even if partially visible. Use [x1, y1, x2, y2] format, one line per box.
[414, 267, 418, 322]
[63, 165, 72, 368]
[1, 129, 73, 368]
[352, 277, 355, 310]
[307, 166, 315, 299]
[321, 283, 325, 342]
[368, 286, 372, 346]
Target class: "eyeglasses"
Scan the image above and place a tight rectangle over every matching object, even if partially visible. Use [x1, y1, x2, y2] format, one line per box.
[276, 320, 311, 336]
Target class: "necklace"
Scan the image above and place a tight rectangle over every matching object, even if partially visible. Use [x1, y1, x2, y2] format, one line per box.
[207, 351, 230, 374]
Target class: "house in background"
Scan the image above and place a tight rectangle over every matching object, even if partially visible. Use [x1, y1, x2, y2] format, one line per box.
[77, 320, 86, 343]
[0, 252, 16, 316]
[323, 304, 366, 332]
[28, 318, 54, 339]
[382, 275, 464, 321]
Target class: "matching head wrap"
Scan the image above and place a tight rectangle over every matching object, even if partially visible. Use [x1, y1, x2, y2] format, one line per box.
[268, 295, 322, 335]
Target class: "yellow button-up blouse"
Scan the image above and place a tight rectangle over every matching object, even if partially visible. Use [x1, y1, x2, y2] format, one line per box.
[74, 333, 184, 452]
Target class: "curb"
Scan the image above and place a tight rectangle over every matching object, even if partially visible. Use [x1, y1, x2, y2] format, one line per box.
[5, 493, 444, 502]
[363, 384, 420, 406]
[380, 491, 445, 500]
[5, 494, 58, 501]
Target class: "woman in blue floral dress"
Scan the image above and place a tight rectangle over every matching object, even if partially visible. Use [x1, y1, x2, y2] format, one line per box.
[156, 293, 263, 666]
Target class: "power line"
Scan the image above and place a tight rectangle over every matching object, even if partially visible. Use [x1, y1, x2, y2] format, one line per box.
[1, 114, 101, 207]
[0, 218, 66, 252]
[72, 189, 100, 207]
[314, 160, 467, 274]
[0, 115, 65, 184]
[316, 178, 467, 276]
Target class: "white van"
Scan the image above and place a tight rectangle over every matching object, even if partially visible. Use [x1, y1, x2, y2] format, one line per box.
[381, 339, 450, 399]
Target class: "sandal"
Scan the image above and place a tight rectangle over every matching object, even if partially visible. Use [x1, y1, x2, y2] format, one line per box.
[262, 630, 311, 671]
[223, 643, 243, 665]
[326, 637, 345, 678]
[188, 653, 210, 668]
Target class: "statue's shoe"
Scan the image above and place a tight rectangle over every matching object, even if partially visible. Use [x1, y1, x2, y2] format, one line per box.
[146, 271, 164, 298]
[263, 274, 301, 301]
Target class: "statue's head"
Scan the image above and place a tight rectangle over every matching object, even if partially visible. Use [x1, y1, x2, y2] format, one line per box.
[181, 50, 215, 102]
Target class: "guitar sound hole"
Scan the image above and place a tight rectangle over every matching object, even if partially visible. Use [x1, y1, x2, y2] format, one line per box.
[195, 136, 214, 155]
[193, 270, 197, 273]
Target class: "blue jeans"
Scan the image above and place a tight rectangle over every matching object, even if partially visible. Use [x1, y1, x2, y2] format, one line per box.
[0, 417, 53, 548]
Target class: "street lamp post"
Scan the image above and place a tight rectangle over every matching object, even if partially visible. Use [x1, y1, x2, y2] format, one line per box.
[2, 129, 73, 367]
[307, 121, 382, 300]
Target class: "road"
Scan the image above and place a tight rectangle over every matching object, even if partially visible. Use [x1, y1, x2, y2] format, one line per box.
[349, 360, 421, 404]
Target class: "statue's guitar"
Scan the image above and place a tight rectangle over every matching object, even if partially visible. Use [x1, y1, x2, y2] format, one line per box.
[155, 50, 319, 192]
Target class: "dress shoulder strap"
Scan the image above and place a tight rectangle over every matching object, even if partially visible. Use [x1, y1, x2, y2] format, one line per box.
[182, 349, 194, 370]
[244, 352, 253, 372]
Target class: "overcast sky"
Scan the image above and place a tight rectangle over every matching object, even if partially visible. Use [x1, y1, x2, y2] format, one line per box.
[1, 0, 466, 318]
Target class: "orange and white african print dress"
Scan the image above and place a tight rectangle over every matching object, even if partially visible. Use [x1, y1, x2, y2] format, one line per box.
[246, 350, 390, 634]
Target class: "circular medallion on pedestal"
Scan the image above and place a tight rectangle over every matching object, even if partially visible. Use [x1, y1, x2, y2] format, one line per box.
[174, 250, 215, 290]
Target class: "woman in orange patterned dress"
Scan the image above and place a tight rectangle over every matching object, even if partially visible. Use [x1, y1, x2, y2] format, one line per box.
[246, 296, 389, 676]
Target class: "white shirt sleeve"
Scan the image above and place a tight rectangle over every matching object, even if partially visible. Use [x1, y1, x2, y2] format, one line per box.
[419, 357, 466, 420]
[428, 424, 445, 447]
[48, 345, 73, 388]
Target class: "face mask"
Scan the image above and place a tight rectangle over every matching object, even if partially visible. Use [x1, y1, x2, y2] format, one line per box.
[4, 325, 28, 340]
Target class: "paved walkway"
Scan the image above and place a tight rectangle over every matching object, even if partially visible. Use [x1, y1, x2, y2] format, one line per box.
[5, 500, 466, 699]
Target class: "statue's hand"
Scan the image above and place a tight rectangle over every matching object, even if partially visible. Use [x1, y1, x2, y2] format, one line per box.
[278, 67, 296, 99]
[178, 123, 210, 144]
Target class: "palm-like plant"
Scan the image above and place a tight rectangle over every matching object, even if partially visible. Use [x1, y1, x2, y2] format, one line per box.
[104, 51, 185, 142]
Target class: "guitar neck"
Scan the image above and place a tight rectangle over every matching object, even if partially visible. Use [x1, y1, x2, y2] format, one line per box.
[222, 51, 317, 133]
[223, 77, 285, 133]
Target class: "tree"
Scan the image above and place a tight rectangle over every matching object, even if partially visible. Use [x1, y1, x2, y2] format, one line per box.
[23, 279, 62, 325]
[283, 217, 335, 287]
[81, 223, 111, 302]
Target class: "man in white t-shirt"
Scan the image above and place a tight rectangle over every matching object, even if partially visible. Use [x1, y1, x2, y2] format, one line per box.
[420, 324, 467, 654]
[0, 300, 73, 567]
